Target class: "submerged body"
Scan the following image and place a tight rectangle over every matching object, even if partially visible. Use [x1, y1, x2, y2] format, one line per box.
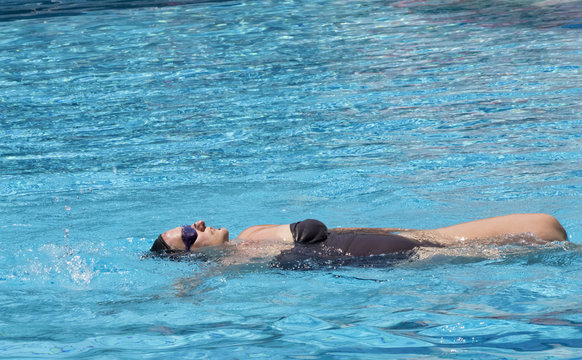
[151, 213, 568, 264]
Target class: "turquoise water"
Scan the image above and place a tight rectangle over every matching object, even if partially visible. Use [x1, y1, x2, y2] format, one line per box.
[1, 0, 582, 358]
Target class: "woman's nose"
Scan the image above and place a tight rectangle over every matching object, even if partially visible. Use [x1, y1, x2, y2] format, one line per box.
[194, 220, 206, 231]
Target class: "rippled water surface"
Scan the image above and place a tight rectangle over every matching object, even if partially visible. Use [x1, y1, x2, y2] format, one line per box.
[1, 0, 581, 358]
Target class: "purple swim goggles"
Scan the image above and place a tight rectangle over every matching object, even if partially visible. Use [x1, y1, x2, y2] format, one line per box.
[182, 225, 198, 251]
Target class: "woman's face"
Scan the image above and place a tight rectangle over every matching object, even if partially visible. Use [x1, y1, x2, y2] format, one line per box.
[162, 220, 229, 251]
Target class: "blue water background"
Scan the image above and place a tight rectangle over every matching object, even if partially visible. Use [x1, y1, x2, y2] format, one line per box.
[1, 0, 581, 358]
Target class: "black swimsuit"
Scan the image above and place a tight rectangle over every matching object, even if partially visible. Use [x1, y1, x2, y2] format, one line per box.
[290, 219, 442, 256]
[273, 219, 442, 268]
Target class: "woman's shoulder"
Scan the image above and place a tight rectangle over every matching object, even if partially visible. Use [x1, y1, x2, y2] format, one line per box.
[237, 219, 330, 244]
[238, 224, 294, 242]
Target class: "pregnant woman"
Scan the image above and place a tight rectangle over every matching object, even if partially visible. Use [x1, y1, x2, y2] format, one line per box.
[150, 213, 567, 265]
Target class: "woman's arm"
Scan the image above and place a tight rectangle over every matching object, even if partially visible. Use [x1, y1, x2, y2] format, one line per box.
[328, 227, 414, 234]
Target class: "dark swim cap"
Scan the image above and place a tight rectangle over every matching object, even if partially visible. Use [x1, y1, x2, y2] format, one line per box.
[150, 234, 170, 252]
[150, 225, 198, 253]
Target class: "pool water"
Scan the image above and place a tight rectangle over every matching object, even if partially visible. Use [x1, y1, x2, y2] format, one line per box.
[1, 0, 581, 358]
